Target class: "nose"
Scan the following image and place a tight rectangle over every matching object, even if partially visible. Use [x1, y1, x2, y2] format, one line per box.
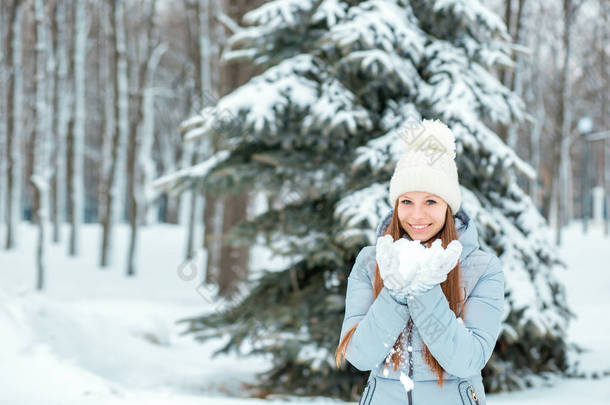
[411, 203, 427, 221]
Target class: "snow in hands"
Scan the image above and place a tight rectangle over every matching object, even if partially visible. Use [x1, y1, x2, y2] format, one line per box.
[375, 235, 462, 299]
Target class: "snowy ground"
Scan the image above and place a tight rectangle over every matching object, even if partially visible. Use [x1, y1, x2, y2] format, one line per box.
[0, 220, 609, 404]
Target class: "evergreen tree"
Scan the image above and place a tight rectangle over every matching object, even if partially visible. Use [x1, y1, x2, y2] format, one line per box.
[167, 0, 573, 399]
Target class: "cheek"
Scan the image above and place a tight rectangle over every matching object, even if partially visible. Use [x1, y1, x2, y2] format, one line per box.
[433, 207, 447, 224]
[397, 212, 407, 226]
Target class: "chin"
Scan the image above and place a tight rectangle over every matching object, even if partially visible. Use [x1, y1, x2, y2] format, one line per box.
[408, 233, 426, 241]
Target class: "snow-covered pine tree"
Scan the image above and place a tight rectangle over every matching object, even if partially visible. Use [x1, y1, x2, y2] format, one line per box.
[166, 0, 573, 398]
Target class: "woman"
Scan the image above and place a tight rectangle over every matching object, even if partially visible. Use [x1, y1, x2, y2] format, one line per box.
[335, 119, 504, 405]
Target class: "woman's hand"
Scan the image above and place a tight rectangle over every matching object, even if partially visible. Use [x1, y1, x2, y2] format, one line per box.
[375, 235, 462, 299]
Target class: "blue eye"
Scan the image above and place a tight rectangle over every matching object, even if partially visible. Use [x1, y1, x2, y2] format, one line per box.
[401, 200, 436, 205]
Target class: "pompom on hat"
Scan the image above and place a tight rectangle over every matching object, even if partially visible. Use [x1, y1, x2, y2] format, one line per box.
[388, 119, 461, 214]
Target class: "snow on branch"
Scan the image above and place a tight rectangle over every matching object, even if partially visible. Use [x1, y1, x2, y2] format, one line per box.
[181, 53, 372, 147]
[334, 182, 391, 245]
[339, 48, 420, 93]
[311, 0, 347, 27]
[321, 1, 425, 60]
[243, 0, 317, 28]
[151, 150, 230, 192]
[419, 40, 524, 129]
[432, 0, 509, 40]
[215, 10, 241, 34]
[353, 102, 422, 172]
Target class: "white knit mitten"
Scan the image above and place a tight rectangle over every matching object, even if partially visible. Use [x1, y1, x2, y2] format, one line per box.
[376, 235, 412, 291]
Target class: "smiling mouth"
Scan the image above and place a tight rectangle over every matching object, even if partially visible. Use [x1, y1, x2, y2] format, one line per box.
[410, 224, 431, 231]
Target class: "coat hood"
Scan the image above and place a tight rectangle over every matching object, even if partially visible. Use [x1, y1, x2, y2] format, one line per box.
[374, 208, 479, 261]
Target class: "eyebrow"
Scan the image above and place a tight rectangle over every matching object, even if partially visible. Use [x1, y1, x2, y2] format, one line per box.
[401, 195, 437, 199]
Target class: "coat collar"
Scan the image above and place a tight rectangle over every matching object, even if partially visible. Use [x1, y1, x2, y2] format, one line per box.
[375, 208, 479, 261]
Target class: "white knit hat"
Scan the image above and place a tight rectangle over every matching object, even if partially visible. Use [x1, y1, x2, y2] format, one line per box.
[388, 119, 461, 214]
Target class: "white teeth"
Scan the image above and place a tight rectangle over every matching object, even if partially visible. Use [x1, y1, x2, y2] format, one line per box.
[412, 224, 430, 229]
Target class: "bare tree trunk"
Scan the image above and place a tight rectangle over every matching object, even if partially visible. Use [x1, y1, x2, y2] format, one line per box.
[549, 170, 559, 240]
[0, 2, 6, 226]
[214, 0, 257, 297]
[45, 0, 57, 237]
[157, 99, 185, 225]
[205, 198, 224, 283]
[527, 1, 544, 210]
[600, 0, 609, 236]
[560, 135, 573, 225]
[182, 0, 210, 265]
[218, 193, 250, 296]
[502, 0, 513, 87]
[50, 1, 69, 244]
[506, 0, 527, 152]
[67, 0, 87, 256]
[555, 0, 577, 245]
[4, 0, 24, 250]
[139, 49, 164, 228]
[126, 0, 161, 276]
[98, 1, 114, 232]
[101, 0, 129, 267]
[495, 0, 513, 144]
[198, 0, 220, 283]
[185, 171, 201, 261]
[66, 117, 74, 231]
[32, 0, 50, 290]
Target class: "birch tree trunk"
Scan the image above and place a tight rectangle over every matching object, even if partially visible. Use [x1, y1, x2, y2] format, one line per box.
[196, 0, 220, 284]
[139, 48, 164, 227]
[527, 2, 544, 210]
[45, 7, 56, 229]
[555, 0, 577, 245]
[4, 0, 24, 250]
[51, 1, 70, 243]
[32, 0, 50, 290]
[126, 0, 161, 276]
[98, 1, 115, 237]
[506, 0, 527, 152]
[205, 0, 224, 287]
[67, 0, 87, 255]
[101, 0, 129, 267]
[182, 0, 206, 263]
[157, 104, 183, 224]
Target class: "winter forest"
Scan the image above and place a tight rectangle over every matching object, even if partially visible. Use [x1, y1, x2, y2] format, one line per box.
[0, 0, 609, 404]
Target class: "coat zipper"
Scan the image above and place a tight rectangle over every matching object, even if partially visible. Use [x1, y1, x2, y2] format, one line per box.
[468, 385, 479, 405]
[407, 317, 413, 405]
[405, 318, 480, 405]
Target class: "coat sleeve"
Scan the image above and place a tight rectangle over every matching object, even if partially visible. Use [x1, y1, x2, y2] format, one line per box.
[339, 246, 411, 371]
[406, 255, 505, 378]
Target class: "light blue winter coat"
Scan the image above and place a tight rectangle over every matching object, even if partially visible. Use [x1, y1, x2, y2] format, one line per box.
[339, 210, 504, 405]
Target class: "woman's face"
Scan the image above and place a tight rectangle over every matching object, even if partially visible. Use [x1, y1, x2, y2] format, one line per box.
[397, 191, 448, 242]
